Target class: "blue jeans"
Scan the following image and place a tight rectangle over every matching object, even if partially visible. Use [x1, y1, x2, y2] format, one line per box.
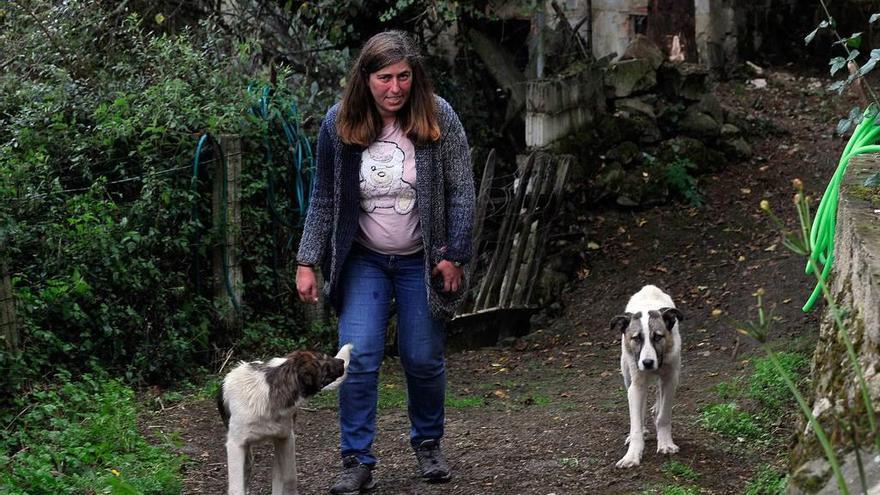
[336, 244, 446, 466]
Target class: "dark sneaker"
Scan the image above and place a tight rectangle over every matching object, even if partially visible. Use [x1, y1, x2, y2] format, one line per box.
[414, 439, 452, 483]
[329, 455, 377, 495]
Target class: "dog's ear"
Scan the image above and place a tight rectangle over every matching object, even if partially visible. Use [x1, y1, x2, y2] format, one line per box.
[610, 312, 633, 333]
[296, 360, 321, 396]
[660, 307, 683, 330]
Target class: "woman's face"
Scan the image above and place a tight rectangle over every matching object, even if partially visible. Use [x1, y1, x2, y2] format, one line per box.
[368, 60, 412, 120]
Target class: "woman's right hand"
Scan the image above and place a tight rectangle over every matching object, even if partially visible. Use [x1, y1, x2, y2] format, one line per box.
[296, 265, 319, 304]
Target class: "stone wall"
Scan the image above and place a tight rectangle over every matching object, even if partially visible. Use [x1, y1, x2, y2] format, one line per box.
[789, 154, 880, 493]
[525, 65, 605, 147]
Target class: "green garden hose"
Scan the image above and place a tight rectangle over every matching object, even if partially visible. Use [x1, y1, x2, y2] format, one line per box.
[803, 108, 880, 311]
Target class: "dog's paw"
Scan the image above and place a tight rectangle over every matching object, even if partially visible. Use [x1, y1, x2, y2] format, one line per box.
[657, 442, 679, 455]
[615, 452, 642, 469]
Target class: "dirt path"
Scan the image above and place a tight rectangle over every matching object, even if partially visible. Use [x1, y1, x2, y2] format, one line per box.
[148, 70, 854, 494]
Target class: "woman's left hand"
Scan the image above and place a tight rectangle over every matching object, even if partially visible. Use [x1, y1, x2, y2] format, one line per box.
[431, 260, 464, 293]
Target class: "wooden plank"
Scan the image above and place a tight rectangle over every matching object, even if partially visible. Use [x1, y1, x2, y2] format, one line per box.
[473, 153, 537, 311]
[512, 154, 561, 306]
[499, 154, 548, 307]
[524, 156, 571, 305]
[471, 149, 496, 256]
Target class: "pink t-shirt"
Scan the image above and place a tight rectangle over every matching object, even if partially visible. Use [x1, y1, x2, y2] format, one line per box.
[355, 121, 422, 255]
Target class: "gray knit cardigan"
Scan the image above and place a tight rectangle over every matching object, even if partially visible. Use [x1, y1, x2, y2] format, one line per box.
[296, 96, 475, 320]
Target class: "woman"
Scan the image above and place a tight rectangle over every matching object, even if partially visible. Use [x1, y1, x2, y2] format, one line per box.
[295, 30, 474, 494]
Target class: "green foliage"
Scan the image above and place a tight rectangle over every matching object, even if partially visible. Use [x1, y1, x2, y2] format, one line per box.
[701, 352, 808, 443]
[661, 460, 699, 482]
[528, 394, 551, 406]
[712, 376, 744, 400]
[746, 352, 808, 413]
[309, 383, 485, 410]
[0, 371, 182, 494]
[445, 395, 486, 408]
[0, 1, 338, 404]
[663, 158, 704, 207]
[700, 402, 765, 441]
[744, 465, 787, 495]
[806, 1, 880, 135]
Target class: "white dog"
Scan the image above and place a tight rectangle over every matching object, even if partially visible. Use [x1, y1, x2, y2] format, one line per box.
[218, 344, 352, 495]
[611, 285, 683, 468]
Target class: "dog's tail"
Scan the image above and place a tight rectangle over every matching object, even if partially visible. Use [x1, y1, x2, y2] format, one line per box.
[216, 383, 230, 429]
[321, 343, 353, 392]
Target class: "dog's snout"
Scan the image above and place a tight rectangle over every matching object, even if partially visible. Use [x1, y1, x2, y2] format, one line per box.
[641, 359, 655, 369]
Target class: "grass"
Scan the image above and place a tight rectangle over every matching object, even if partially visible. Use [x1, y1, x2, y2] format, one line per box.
[308, 381, 485, 410]
[700, 352, 808, 443]
[0, 371, 183, 494]
[641, 485, 700, 495]
[661, 459, 699, 482]
[711, 376, 744, 400]
[745, 352, 808, 412]
[699, 402, 765, 440]
[698, 351, 807, 492]
[744, 465, 787, 495]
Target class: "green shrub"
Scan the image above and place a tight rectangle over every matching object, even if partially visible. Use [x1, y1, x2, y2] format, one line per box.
[0, 1, 346, 403]
[0, 371, 182, 494]
[663, 158, 704, 207]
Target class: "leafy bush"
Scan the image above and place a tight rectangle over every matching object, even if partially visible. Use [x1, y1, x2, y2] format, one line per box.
[0, 371, 183, 494]
[0, 2, 348, 405]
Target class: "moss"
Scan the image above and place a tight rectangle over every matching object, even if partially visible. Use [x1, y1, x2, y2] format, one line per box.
[792, 310, 878, 467]
[847, 185, 880, 205]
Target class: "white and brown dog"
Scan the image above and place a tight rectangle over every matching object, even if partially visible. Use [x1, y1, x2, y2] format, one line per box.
[218, 344, 352, 495]
[611, 285, 683, 468]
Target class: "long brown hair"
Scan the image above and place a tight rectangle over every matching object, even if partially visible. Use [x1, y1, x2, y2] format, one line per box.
[336, 30, 440, 147]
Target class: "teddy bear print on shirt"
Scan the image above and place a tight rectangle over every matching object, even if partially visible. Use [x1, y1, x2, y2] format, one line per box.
[359, 140, 416, 214]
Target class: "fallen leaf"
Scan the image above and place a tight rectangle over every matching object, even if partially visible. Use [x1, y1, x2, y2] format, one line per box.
[493, 389, 508, 399]
[587, 241, 600, 250]
[738, 255, 746, 262]
[740, 188, 752, 194]
[711, 308, 723, 317]
[764, 244, 777, 252]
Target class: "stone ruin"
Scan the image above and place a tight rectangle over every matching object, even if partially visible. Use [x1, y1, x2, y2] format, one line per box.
[550, 34, 755, 208]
